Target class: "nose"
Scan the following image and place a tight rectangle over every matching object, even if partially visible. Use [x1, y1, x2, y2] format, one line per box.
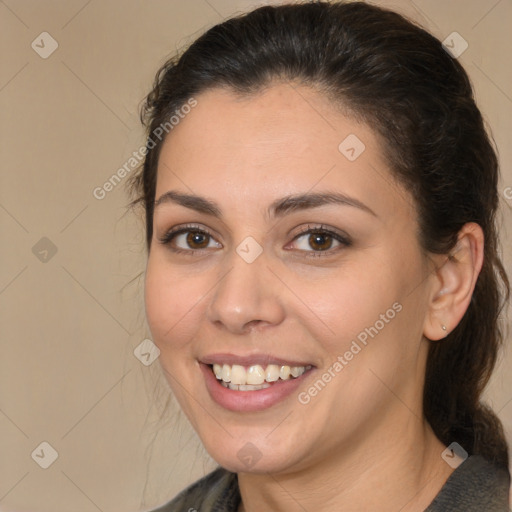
[206, 247, 286, 335]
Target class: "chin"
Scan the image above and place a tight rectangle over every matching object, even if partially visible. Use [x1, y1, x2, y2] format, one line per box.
[209, 450, 297, 474]
[200, 432, 308, 475]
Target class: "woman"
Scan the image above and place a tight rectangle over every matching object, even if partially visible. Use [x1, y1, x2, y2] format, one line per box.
[129, 1, 511, 510]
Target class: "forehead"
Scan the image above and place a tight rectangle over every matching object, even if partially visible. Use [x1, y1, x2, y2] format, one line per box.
[155, 83, 412, 222]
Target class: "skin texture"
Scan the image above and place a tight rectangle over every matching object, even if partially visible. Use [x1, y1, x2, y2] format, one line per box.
[144, 83, 484, 511]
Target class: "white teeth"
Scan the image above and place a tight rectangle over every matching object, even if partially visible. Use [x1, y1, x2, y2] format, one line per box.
[230, 364, 246, 385]
[213, 364, 223, 379]
[211, 362, 311, 387]
[246, 364, 265, 384]
[290, 366, 306, 378]
[222, 382, 271, 391]
[221, 364, 231, 382]
[265, 364, 280, 382]
[279, 365, 291, 380]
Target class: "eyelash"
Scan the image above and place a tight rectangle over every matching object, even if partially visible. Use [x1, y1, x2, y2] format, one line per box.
[158, 223, 352, 258]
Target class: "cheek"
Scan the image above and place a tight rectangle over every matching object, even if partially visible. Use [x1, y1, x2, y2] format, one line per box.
[303, 266, 398, 352]
[307, 264, 420, 402]
[144, 255, 205, 350]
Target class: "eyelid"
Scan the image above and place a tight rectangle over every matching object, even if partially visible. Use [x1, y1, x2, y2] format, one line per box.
[290, 223, 350, 242]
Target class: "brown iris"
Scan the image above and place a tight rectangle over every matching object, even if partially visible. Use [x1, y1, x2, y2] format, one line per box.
[308, 233, 333, 251]
[186, 231, 210, 249]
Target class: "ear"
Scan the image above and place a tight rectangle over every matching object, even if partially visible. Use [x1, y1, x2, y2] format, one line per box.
[423, 222, 484, 341]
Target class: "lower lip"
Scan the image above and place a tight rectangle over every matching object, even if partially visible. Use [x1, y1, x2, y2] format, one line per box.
[200, 363, 314, 412]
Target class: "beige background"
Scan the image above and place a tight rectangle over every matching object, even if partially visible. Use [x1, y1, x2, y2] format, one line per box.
[1, 0, 511, 510]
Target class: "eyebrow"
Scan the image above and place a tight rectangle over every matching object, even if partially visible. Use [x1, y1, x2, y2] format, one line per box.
[153, 190, 377, 218]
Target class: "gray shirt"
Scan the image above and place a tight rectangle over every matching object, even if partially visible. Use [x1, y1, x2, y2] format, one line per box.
[150, 455, 510, 511]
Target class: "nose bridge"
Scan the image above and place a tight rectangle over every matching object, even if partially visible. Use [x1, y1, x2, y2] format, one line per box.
[207, 242, 285, 332]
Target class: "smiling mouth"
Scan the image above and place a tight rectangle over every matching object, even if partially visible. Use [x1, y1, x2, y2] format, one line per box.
[208, 363, 313, 391]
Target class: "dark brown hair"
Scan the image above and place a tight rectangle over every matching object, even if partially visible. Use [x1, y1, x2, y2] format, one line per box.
[129, 1, 510, 469]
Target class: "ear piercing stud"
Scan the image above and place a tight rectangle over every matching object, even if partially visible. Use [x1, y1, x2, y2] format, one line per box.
[441, 324, 447, 331]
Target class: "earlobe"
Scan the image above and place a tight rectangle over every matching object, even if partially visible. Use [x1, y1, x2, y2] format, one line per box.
[423, 223, 484, 341]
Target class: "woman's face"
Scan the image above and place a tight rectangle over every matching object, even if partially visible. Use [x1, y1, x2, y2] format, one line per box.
[145, 83, 434, 474]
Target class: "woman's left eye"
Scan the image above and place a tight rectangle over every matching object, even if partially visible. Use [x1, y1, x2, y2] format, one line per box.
[288, 226, 351, 256]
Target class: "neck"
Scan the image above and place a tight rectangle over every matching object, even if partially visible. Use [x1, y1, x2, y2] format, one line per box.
[237, 419, 453, 512]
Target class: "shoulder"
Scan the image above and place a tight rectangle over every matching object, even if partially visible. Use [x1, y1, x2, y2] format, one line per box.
[425, 455, 511, 511]
[147, 466, 240, 512]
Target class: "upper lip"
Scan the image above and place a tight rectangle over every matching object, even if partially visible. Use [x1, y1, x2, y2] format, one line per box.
[199, 353, 315, 368]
